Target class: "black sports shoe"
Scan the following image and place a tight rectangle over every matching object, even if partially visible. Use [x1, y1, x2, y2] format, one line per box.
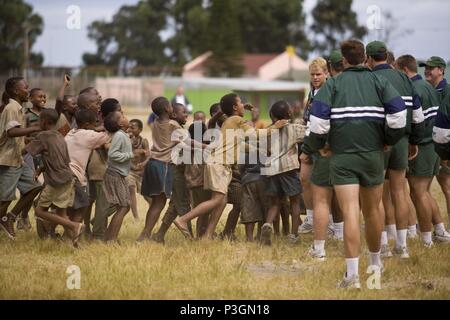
[0, 213, 16, 239]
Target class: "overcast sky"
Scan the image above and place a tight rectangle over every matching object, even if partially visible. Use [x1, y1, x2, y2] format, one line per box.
[28, 0, 450, 66]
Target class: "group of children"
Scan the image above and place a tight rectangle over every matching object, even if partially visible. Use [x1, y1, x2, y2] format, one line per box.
[1, 38, 450, 289]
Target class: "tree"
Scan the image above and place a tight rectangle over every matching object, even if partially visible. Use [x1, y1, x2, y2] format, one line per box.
[310, 0, 367, 54]
[0, 0, 43, 73]
[166, 0, 210, 67]
[235, 0, 311, 59]
[83, 0, 170, 75]
[207, 0, 243, 77]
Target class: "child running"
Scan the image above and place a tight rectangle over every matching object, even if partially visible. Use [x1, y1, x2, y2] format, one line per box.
[26, 109, 84, 246]
[137, 97, 198, 241]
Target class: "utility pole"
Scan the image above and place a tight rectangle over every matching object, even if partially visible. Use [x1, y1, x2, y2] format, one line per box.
[23, 24, 29, 81]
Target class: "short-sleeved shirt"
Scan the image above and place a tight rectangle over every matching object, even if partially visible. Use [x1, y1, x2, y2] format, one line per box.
[65, 128, 111, 186]
[262, 123, 305, 176]
[0, 99, 26, 167]
[26, 130, 73, 187]
[209, 116, 257, 165]
[150, 119, 183, 163]
[25, 108, 41, 127]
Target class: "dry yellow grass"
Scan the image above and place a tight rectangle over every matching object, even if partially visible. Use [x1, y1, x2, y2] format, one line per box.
[0, 200, 449, 299]
[1, 107, 449, 300]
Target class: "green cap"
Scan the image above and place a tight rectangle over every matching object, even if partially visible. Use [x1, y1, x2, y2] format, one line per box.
[366, 41, 387, 56]
[329, 50, 343, 64]
[419, 56, 446, 68]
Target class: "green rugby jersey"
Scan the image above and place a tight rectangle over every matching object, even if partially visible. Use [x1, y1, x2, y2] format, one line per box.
[410, 74, 440, 144]
[436, 78, 450, 103]
[302, 66, 406, 155]
[433, 85, 450, 159]
[372, 64, 425, 145]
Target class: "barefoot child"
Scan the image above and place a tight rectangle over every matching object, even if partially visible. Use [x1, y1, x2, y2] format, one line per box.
[186, 117, 211, 238]
[151, 103, 193, 243]
[26, 109, 84, 246]
[103, 111, 145, 243]
[65, 109, 111, 233]
[137, 98, 199, 241]
[261, 100, 306, 246]
[127, 119, 150, 221]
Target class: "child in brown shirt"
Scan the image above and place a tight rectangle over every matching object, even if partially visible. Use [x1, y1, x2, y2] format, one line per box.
[126, 119, 150, 221]
[27, 109, 84, 247]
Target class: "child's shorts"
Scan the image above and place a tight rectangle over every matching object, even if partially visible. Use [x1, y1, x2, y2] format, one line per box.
[331, 150, 384, 187]
[170, 165, 191, 215]
[0, 163, 41, 202]
[227, 180, 242, 205]
[72, 180, 90, 210]
[37, 179, 75, 209]
[103, 168, 131, 207]
[203, 164, 232, 195]
[266, 169, 302, 198]
[126, 172, 143, 193]
[408, 143, 440, 177]
[141, 159, 173, 198]
[191, 187, 212, 207]
[241, 179, 268, 224]
[384, 135, 408, 171]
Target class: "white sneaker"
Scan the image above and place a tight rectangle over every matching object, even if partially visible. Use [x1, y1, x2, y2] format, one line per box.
[298, 217, 313, 234]
[434, 230, 450, 244]
[308, 245, 326, 261]
[380, 244, 393, 258]
[337, 273, 361, 289]
[393, 246, 410, 259]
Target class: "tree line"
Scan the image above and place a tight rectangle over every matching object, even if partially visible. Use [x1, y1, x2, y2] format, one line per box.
[0, 0, 367, 77]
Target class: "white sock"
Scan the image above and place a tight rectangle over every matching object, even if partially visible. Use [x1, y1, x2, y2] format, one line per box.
[334, 222, 344, 238]
[422, 231, 432, 244]
[314, 240, 325, 253]
[381, 231, 388, 246]
[369, 251, 381, 267]
[328, 214, 334, 224]
[434, 222, 445, 235]
[306, 209, 314, 223]
[345, 257, 359, 278]
[396, 229, 407, 248]
[386, 224, 397, 240]
[408, 224, 417, 236]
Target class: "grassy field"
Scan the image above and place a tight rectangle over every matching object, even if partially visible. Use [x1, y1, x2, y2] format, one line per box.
[0, 107, 449, 300]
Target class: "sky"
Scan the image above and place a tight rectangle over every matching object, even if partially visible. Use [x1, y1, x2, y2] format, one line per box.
[27, 0, 450, 67]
